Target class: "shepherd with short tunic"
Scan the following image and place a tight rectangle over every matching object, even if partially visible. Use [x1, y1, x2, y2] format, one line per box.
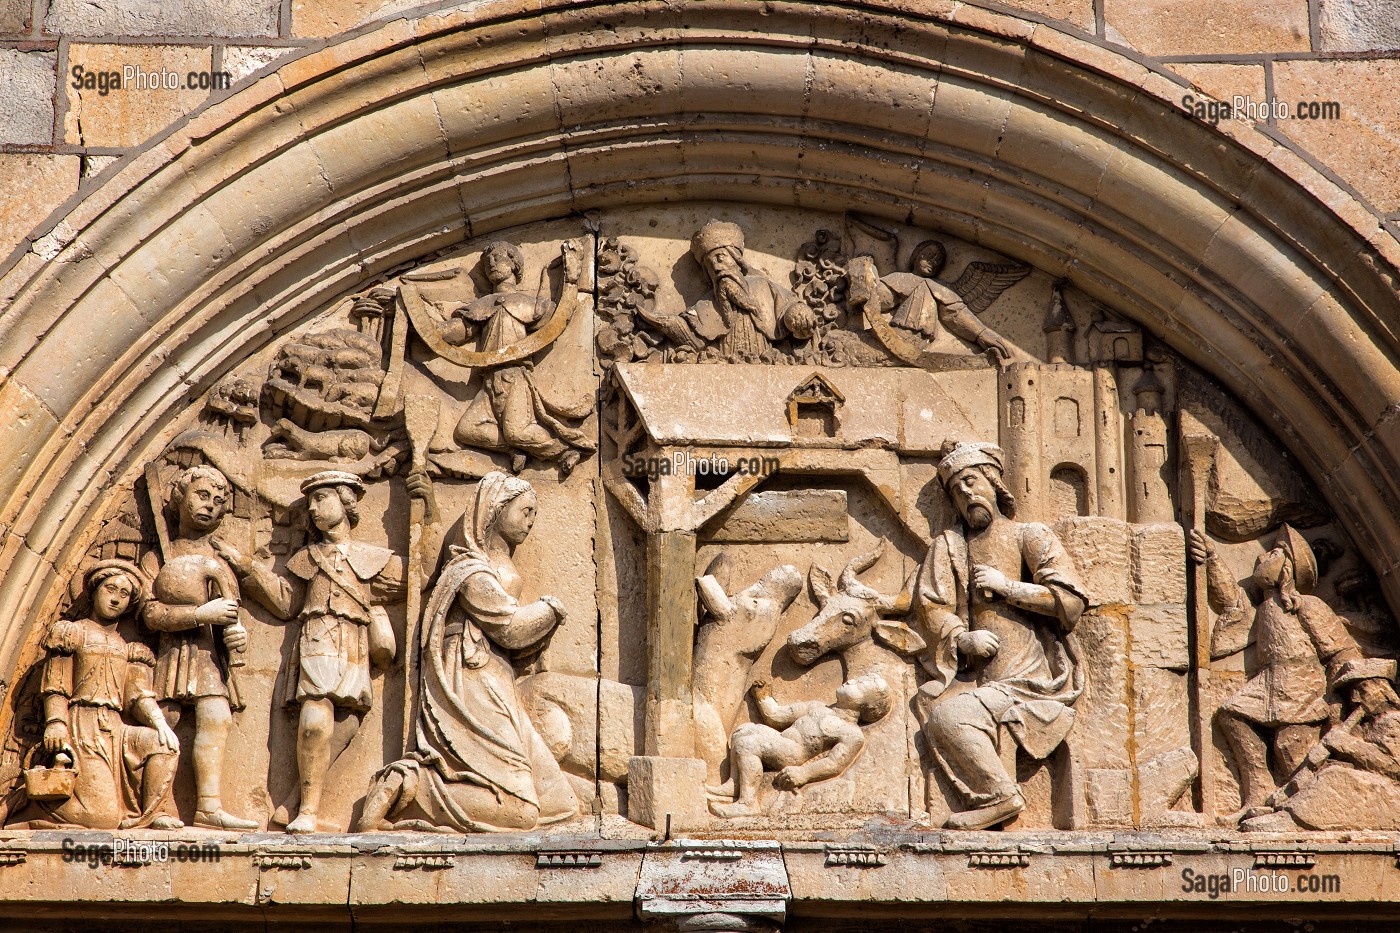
[1190, 523, 1374, 823]
[215, 469, 438, 833]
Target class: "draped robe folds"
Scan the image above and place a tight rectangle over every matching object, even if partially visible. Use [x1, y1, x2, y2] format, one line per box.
[915, 522, 1088, 760]
[450, 290, 594, 458]
[37, 619, 175, 829]
[688, 274, 808, 361]
[388, 546, 575, 832]
[880, 272, 995, 353]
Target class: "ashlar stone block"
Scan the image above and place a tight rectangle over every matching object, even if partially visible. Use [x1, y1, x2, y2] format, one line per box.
[45, 0, 279, 37]
[0, 0, 30, 35]
[627, 756, 709, 831]
[0, 49, 55, 145]
[1133, 522, 1186, 605]
[1319, 0, 1400, 52]
[64, 44, 213, 148]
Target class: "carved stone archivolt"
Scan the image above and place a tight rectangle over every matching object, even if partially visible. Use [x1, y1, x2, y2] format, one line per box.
[3, 0, 1400, 923]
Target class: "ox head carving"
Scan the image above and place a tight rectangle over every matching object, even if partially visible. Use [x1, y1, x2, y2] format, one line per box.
[787, 540, 922, 667]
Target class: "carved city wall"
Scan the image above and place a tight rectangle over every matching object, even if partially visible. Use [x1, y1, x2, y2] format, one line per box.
[1, 1, 1400, 928]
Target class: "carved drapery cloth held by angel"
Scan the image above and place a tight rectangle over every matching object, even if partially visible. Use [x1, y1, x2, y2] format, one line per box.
[845, 216, 1029, 365]
[397, 240, 596, 477]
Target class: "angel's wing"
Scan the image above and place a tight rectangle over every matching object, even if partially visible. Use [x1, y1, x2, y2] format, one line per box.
[947, 261, 1030, 315]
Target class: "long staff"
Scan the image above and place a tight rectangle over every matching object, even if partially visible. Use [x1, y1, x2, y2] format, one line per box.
[1179, 413, 1218, 816]
[401, 393, 440, 755]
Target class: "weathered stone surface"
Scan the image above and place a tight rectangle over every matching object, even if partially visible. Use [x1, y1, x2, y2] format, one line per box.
[1128, 602, 1189, 671]
[1319, 0, 1400, 51]
[80, 153, 118, 179]
[222, 44, 292, 83]
[290, 0, 409, 37]
[64, 44, 213, 148]
[613, 364, 993, 454]
[0, 154, 77, 251]
[1056, 516, 1132, 605]
[1006, 0, 1094, 30]
[1133, 667, 1192, 765]
[1173, 62, 1267, 112]
[1133, 523, 1186, 605]
[45, 0, 280, 37]
[0, 379, 59, 501]
[1074, 607, 1132, 773]
[1274, 59, 1400, 214]
[1181, 368, 1331, 541]
[0, 0, 30, 35]
[706, 490, 849, 544]
[1086, 767, 1133, 824]
[627, 756, 709, 831]
[0, 49, 55, 145]
[1104, 0, 1309, 54]
[637, 840, 788, 921]
[1139, 746, 1199, 816]
[1201, 669, 1247, 811]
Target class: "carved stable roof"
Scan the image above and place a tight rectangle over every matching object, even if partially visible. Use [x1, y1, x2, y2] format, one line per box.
[611, 363, 992, 452]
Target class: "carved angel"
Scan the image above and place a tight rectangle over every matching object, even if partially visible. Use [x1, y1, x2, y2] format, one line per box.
[846, 222, 1029, 362]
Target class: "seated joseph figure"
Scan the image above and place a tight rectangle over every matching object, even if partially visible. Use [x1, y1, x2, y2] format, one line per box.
[914, 442, 1088, 830]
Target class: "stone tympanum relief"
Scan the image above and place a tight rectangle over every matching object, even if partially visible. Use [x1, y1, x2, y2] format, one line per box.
[143, 464, 282, 832]
[20, 561, 181, 831]
[2, 205, 1395, 840]
[708, 674, 892, 818]
[357, 471, 578, 833]
[233, 468, 439, 833]
[915, 441, 1088, 830]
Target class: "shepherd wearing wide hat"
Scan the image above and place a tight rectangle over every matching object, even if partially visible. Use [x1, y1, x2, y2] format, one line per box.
[217, 469, 438, 833]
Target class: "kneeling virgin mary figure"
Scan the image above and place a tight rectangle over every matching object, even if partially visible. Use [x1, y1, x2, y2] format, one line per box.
[357, 471, 577, 832]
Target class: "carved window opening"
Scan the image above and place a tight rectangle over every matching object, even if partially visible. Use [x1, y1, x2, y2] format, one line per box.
[787, 375, 844, 438]
[1049, 463, 1090, 518]
[1054, 398, 1081, 438]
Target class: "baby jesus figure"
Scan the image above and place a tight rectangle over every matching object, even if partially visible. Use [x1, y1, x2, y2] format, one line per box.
[707, 674, 891, 818]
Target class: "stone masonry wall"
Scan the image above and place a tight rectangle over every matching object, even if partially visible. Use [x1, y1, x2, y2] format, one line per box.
[0, 0, 1398, 271]
[0, 1, 1394, 273]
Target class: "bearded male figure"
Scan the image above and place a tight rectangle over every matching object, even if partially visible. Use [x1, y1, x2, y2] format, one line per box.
[914, 442, 1088, 830]
[685, 220, 817, 362]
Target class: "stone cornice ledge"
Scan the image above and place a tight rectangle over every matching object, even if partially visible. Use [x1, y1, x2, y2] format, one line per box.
[0, 830, 1393, 921]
